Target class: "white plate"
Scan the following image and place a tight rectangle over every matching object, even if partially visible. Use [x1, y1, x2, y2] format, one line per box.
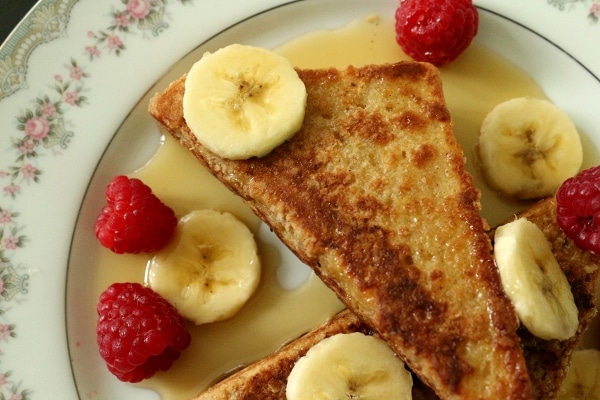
[1, 0, 599, 399]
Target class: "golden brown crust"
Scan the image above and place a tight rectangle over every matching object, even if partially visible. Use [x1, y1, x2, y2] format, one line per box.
[149, 62, 534, 399]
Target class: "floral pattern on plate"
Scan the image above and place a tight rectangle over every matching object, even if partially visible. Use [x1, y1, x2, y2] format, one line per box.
[548, 0, 600, 18]
[0, 0, 189, 398]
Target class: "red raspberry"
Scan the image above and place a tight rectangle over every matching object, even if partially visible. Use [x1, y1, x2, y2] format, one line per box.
[394, 0, 479, 66]
[95, 175, 177, 254]
[556, 166, 600, 254]
[96, 282, 191, 383]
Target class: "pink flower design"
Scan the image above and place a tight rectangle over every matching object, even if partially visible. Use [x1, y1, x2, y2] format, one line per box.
[3, 184, 20, 196]
[107, 34, 124, 51]
[24, 116, 50, 140]
[127, 0, 152, 19]
[40, 102, 56, 117]
[20, 164, 38, 180]
[9, 394, 23, 400]
[87, 30, 96, 38]
[0, 324, 10, 341]
[54, 74, 62, 82]
[86, 45, 101, 58]
[591, 3, 600, 17]
[3, 235, 18, 250]
[69, 65, 84, 81]
[18, 140, 35, 156]
[0, 210, 12, 224]
[114, 12, 132, 28]
[64, 91, 80, 106]
[0, 373, 6, 386]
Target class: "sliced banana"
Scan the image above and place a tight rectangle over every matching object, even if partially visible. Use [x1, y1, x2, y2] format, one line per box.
[286, 332, 413, 400]
[493, 218, 578, 340]
[557, 349, 600, 399]
[146, 209, 261, 325]
[478, 97, 582, 199]
[183, 44, 307, 160]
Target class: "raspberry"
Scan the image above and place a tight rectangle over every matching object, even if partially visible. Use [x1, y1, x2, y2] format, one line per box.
[394, 0, 479, 66]
[556, 165, 600, 254]
[95, 175, 177, 254]
[96, 282, 191, 383]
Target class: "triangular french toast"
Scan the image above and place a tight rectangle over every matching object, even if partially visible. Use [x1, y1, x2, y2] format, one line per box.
[191, 197, 600, 400]
[148, 62, 535, 399]
[193, 308, 440, 400]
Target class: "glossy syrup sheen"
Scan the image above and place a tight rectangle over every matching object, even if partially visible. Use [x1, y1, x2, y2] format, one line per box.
[93, 15, 565, 400]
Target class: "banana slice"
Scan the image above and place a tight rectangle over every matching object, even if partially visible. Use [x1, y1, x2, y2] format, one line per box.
[493, 218, 578, 340]
[145, 209, 261, 325]
[557, 349, 600, 399]
[478, 97, 582, 199]
[183, 44, 307, 160]
[286, 332, 413, 400]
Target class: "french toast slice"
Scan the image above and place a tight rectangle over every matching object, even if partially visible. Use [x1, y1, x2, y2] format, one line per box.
[192, 197, 600, 400]
[493, 197, 600, 399]
[194, 308, 438, 400]
[148, 62, 534, 399]
[195, 309, 374, 400]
